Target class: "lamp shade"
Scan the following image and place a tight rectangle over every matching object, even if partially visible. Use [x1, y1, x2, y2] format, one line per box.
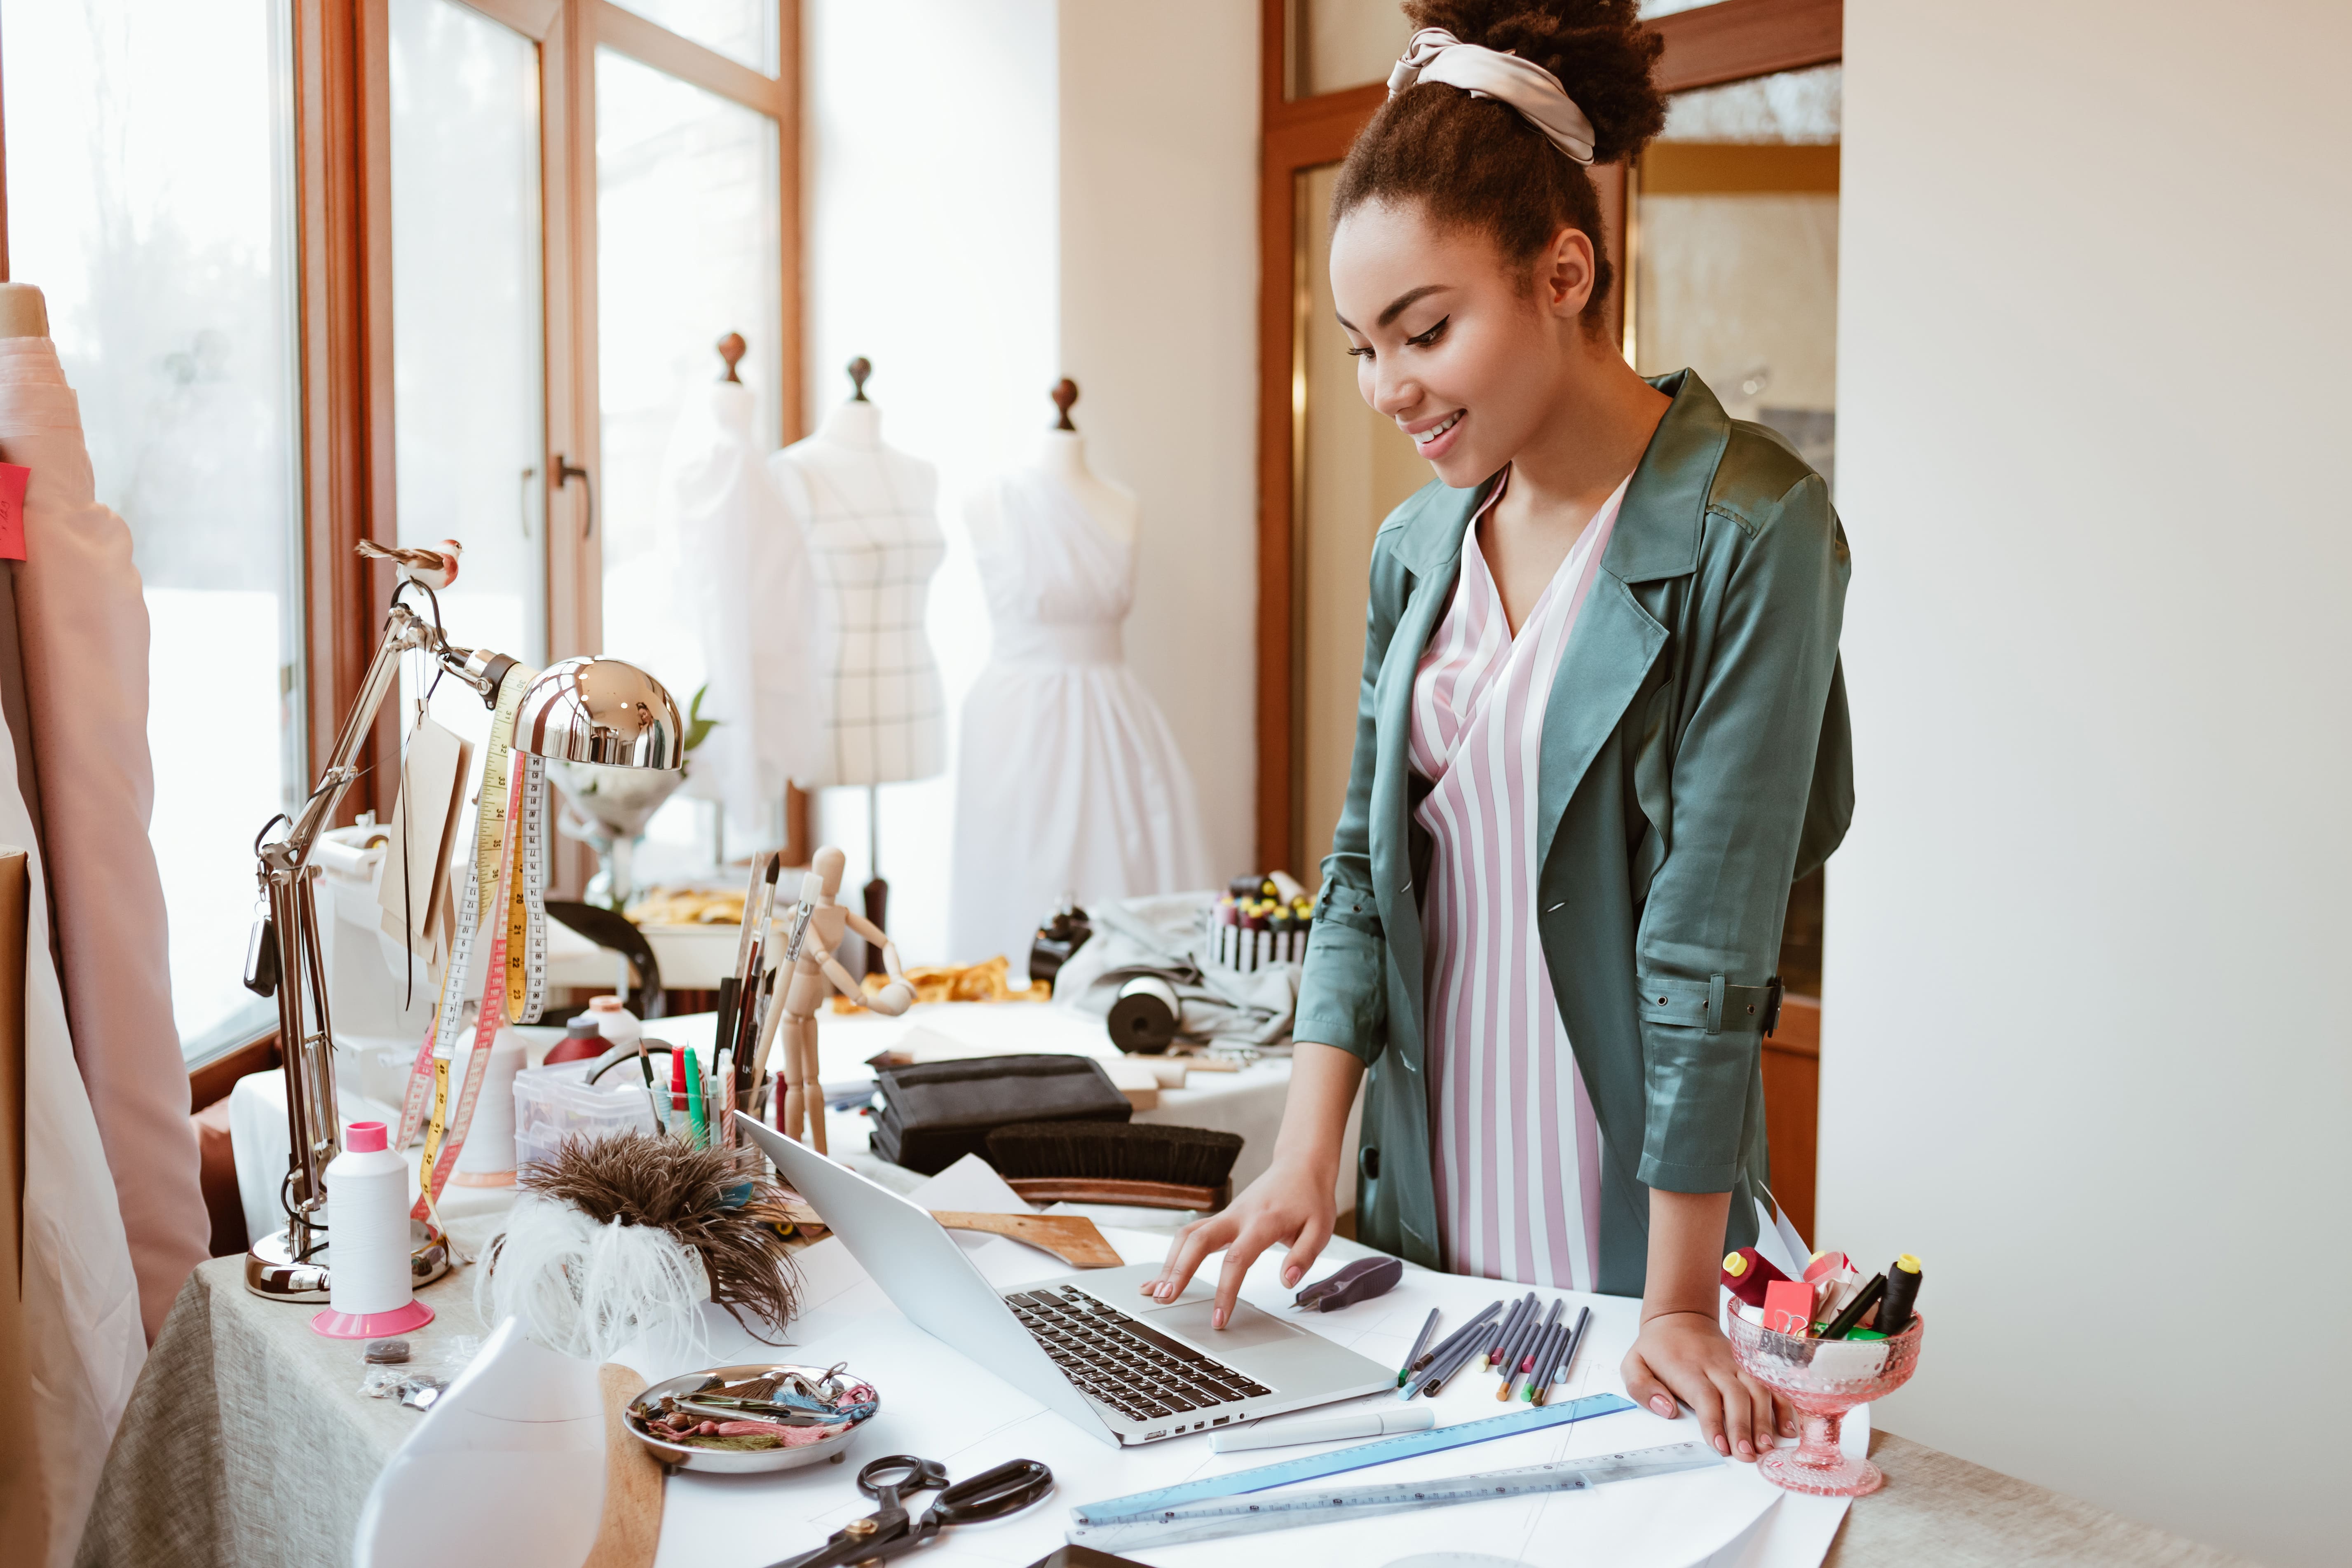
[515, 656, 682, 769]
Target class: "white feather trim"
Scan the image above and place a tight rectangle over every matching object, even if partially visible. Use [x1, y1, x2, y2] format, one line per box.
[479, 1194, 713, 1365]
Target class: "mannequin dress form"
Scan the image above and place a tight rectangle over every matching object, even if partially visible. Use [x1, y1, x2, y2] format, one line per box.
[771, 360, 946, 961]
[665, 334, 827, 846]
[949, 382, 1212, 968]
[769, 364, 948, 788]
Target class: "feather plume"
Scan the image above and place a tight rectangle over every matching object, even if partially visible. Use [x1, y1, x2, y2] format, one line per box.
[480, 1133, 801, 1363]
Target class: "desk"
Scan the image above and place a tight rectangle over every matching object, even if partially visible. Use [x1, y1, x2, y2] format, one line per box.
[77, 1216, 2248, 1568]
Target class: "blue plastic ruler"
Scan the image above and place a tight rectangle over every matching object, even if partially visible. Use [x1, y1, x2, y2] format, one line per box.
[1067, 1439, 1722, 1551]
[1069, 1392, 1635, 1525]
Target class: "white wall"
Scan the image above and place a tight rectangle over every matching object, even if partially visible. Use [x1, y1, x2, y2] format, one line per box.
[801, 0, 1060, 962]
[1056, 1, 1261, 882]
[1827, 5, 2351, 1563]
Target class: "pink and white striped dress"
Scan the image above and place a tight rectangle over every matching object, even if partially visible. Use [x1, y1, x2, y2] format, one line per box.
[1409, 466, 1630, 1289]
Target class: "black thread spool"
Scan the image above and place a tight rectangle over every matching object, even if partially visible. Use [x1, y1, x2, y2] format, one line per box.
[1107, 976, 1180, 1054]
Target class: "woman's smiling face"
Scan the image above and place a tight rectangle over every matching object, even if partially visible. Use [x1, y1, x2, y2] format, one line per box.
[1329, 199, 1594, 488]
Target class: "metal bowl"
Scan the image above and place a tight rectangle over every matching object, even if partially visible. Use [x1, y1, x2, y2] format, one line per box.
[625, 1362, 877, 1474]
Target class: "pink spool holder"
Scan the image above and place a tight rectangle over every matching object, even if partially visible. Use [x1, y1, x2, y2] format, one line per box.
[312, 1300, 436, 1338]
[309, 1120, 438, 1338]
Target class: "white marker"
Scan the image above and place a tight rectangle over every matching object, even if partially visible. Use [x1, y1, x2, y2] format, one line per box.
[1211, 1401, 1437, 1454]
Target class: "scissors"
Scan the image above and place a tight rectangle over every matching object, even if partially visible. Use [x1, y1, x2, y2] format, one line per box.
[766, 1453, 1054, 1568]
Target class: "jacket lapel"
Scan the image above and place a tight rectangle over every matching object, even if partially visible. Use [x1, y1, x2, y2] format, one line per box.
[1369, 480, 1481, 1051]
[1535, 372, 1728, 859]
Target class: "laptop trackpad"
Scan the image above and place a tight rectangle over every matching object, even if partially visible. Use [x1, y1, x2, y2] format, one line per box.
[1137, 1297, 1298, 1352]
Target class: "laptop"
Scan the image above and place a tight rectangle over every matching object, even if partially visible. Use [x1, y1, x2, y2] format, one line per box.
[738, 1113, 1395, 1446]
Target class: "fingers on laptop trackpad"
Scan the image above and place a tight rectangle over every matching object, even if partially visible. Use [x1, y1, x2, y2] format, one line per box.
[1139, 1298, 1297, 1352]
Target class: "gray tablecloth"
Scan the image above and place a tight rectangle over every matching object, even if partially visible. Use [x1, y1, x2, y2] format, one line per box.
[77, 1235, 2254, 1568]
[76, 1218, 501, 1568]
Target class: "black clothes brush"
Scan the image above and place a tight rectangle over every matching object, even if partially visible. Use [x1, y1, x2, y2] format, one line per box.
[985, 1122, 1243, 1211]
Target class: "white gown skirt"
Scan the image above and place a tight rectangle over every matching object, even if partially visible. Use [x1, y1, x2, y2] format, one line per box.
[948, 645, 1212, 969]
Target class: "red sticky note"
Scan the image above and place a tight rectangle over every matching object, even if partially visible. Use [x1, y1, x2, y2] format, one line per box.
[1762, 1279, 1817, 1336]
[0, 463, 25, 561]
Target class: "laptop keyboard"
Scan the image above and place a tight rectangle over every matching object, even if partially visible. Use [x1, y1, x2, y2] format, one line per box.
[1008, 1285, 1273, 1425]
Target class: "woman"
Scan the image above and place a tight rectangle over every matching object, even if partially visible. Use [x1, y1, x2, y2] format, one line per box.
[1145, 0, 1852, 1464]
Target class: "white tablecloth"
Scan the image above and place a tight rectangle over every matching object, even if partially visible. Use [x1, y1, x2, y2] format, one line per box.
[614, 1223, 1857, 1568]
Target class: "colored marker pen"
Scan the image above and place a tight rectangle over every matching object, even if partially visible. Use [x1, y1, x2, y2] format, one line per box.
[1821, 1272, 1885, 1340]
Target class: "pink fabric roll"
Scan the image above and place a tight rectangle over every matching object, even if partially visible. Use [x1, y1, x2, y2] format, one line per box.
[0, 338, 206, 1338]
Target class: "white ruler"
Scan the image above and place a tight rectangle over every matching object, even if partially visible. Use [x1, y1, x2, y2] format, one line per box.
[1064, 1441, 1724, 1552]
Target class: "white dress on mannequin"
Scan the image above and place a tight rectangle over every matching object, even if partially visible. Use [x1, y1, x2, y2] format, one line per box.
[661, 380, 828, 837]
[949, 435, 1212, 966]
[769, 401, 948, 787]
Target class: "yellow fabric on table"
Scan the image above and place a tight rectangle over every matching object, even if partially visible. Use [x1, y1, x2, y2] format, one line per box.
[828, 954, 1048, 1012]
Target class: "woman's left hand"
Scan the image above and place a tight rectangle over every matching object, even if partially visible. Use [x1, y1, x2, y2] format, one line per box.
[1620, 1309, 1794, 1463]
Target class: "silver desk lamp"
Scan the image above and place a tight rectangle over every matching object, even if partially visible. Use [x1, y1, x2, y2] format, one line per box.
[244, 575, 681, 1302]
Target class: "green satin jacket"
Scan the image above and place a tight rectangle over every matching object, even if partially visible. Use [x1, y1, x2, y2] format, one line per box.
[1293, 370, 1853, 1296]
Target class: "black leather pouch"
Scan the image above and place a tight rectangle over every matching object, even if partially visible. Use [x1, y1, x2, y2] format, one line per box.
[870, 1054, 1132, 1175]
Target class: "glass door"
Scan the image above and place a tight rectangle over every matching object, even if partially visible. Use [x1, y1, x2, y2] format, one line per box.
[1294, 161, 1430, 880]
[389, 0, 550, 754]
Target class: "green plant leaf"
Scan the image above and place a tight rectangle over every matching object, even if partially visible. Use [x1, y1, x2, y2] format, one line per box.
[683, 682, 720, 754]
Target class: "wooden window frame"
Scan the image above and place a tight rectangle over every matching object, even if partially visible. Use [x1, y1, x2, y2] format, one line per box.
[1255, 0, 1840, 872]
[0, 0, 803, 1076]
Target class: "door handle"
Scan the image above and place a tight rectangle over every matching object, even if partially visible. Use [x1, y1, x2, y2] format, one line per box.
[553, 454, 595, 539]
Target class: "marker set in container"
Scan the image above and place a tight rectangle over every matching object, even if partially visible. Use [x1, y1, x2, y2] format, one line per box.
[1209, 874, 1313, 972]
[1393, 1293, 1593, 1406]
[1722, 1246, 1924, 1372]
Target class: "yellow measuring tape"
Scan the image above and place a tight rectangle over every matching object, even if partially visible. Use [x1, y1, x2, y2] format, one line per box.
[400, 663, 535, 1226]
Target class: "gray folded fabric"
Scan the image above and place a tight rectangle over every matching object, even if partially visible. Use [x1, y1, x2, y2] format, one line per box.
[1052, 891, 1299, 1047]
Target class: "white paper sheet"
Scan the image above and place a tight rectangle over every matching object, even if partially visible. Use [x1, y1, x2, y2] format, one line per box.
[1751, 1197, 1808, 1281]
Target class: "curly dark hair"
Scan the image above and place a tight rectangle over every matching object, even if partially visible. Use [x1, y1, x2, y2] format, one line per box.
[1331, 1, 1667, 323]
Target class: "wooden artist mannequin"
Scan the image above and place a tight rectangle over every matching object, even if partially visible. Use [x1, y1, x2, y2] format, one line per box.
[772, 846, 915, 1150]
[966, 379, 1138, 552]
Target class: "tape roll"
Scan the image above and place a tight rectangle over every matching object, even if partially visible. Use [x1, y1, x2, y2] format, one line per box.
[1109, 975, 1180, 1055]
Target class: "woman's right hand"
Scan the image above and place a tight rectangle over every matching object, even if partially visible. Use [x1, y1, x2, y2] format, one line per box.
[1140, 1154, 1337, 1331]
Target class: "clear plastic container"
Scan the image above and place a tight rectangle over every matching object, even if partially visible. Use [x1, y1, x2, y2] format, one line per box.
[512, 1057, 659, 1172]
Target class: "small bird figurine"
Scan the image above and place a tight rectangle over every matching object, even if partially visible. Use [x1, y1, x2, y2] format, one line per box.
[357, 537, 463, 590]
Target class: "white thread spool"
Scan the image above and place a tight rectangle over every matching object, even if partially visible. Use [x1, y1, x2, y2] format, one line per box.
[454, 1025, 528, 1185]
[314, 1120, 434, 1336]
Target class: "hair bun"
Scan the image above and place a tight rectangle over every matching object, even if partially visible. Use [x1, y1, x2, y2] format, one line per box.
[1402, 0, 1666, 164]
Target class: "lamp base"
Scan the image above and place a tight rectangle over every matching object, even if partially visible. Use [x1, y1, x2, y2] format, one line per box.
[312, 1298, 436, 1338]
[244, 1219, 453, 1303]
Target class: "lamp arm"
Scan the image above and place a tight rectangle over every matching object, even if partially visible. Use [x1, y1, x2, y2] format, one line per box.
[253, 595, 519, 1261]
[265, 602, 515, 874]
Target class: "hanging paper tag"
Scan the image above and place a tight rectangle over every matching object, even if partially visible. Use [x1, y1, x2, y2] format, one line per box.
[0, 463, 28, 560]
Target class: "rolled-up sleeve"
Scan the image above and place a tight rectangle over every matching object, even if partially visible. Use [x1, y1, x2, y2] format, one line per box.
[1294, 540, 1402, 1064]
[1634, 475, 1850, 1191]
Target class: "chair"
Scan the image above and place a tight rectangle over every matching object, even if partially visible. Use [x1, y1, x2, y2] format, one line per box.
[548, 900, 666, 1019]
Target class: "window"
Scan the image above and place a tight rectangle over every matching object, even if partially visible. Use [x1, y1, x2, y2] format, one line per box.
[1, 0, 305, 1061]
[607, 0, 776, 73]
[0, 0, 801, 1070]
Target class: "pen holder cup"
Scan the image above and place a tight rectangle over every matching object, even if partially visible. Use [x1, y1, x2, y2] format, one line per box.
[1724, 1307, 1924, 1498]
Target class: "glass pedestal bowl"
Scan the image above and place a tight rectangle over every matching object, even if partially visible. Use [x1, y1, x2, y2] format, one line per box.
[1725, 1304, 1924, 1497]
